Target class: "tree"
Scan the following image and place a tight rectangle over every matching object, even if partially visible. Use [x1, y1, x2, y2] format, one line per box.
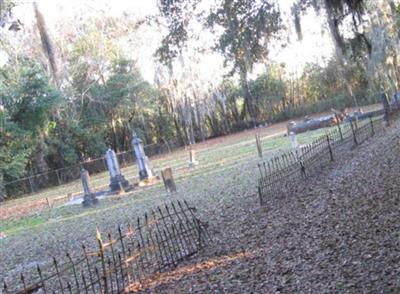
[157, 0, 282, 126]
[0, 112, 31, 200]
[1, 62, 62, 175]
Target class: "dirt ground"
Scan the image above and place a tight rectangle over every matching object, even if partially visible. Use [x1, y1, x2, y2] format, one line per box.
[133, 116, 400, 293]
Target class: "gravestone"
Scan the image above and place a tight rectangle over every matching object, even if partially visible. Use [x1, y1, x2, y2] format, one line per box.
[81, 169, 98, 207]
[161, 167, 176, 193]
[105, 148, 130, 192]
[188, 147, 199, 167]
[132, 132, 155, 180]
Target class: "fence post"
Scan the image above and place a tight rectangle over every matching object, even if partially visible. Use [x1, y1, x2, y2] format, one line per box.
[255, 133, 262, 158]
[258, 186, 263, 206]
[334, 113, 343, 141]
[96, 229, 109, 293]
[28, 176, 35, 194]
[46, 197, 52, 219]
[369, 116, 375, 136]
[300, 161, 306, 179]
[350, 120, 358, 146]
[326, 134, 334, 162]
[55, 170, 62, 185]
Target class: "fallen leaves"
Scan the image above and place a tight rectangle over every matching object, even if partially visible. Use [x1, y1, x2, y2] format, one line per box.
[1, 119, 400, 293]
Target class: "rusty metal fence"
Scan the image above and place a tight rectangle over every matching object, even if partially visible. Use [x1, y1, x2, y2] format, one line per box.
[3, 139, 182, 199]
[257, 114, 388, 206]
[2, 200, 211, 294]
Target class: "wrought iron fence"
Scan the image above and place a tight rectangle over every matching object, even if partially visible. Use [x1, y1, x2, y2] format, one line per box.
[257, 113, 388, 206]
[2, 200, 211, 294]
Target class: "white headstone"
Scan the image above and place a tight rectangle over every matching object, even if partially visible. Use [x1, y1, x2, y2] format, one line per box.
[106, 149, 121, 178]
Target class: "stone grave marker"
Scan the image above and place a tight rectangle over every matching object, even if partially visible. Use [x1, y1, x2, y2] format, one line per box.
[81, 168, 98, 207]
[132, 132, 155, 180]
[105, 148, 130, 192]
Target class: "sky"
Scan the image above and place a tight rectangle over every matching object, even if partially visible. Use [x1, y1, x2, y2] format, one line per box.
[3, 0, 335, 82]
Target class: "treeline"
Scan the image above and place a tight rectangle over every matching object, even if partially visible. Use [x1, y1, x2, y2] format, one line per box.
[0, 55, 379, 194]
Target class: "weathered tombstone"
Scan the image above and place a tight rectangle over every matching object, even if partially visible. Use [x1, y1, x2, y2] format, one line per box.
[132, 132, 155, 180]
[188, 147, 199, 167]
[161, 167, 176, 193]
[255, 133, 262, 158]
[81, 169, 98, 207]
[105, 148, 130, 192]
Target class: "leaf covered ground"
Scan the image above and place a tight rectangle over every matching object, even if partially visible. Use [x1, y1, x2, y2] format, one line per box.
[1, 112, 399, 293]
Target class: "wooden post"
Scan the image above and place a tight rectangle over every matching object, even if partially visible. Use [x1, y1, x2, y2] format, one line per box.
[55, 170, 62, 185]
[96, 229, 109, 293]
[255, 133, 262, 158]
[161, 168, 176, 194]
[28, 176, 35, 194]
[46, 197, 52, 219]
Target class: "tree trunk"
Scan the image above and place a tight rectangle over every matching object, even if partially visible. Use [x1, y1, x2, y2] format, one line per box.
[325, 1, 358, 108]
[218, 100, 230, 134]
[240, 71, 257, 127]
[173, 115, 186, 146]
[188, 120, 195, 145]
[111, 115, 118, 151]
[392, 53, 400, 90]
[195, 101, 206, 142]
[0, 172, 6, 201]
[35, 139, 49, 174]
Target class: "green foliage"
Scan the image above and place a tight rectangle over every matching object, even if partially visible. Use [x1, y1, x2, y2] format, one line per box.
[8, 65, 62, 135]
[207, 0, 281, 75]
[156, 0, 192, 66]
[0, 62, 62, 180]
[0, 119, 31, 179]
[248, 65, 286, 119]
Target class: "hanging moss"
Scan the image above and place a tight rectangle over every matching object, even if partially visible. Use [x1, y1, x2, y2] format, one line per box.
[33, 2, 58, 85]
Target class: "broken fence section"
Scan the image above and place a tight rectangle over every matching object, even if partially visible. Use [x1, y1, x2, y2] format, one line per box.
[3, 200, 211, 294]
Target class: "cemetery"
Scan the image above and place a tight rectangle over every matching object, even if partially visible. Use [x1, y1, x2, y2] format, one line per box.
[1, 103, 399, 293]
[1, 0, 400, 293]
